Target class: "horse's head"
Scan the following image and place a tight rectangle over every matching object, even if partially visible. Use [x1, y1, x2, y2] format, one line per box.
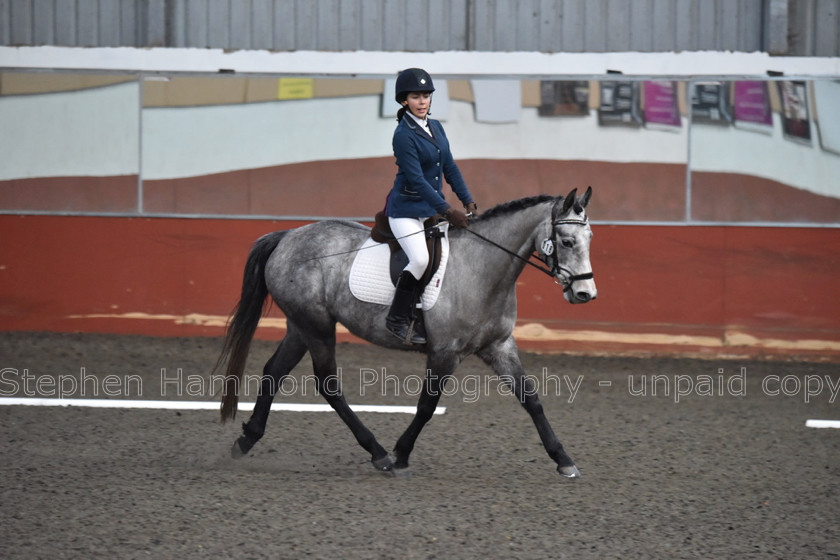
[535, 187, 597, 304]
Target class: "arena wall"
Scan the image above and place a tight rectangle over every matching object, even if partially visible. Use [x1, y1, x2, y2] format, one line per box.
[1, 214, 838, 360]
[1, 47, 838, 360]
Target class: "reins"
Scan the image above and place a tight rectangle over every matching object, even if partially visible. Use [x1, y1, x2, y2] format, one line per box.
[462, 226, 554, 278]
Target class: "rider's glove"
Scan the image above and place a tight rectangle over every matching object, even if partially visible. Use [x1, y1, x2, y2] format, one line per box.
[445, 207, 470, 229]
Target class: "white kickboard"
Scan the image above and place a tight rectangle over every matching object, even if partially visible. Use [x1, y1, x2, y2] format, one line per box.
[348, 236, 449, 310]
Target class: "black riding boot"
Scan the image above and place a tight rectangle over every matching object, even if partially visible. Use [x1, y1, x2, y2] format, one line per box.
[386, 271, 426, 345]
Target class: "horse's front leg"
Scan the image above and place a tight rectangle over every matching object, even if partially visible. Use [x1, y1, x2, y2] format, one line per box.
[478, 336, 580, 478]
[392, 352, 459, 474]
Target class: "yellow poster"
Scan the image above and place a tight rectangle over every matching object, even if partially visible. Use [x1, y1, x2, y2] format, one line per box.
[277, 78, 314, 100]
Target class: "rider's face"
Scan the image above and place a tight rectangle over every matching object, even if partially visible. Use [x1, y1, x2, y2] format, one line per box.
[403, 92, 431, 119]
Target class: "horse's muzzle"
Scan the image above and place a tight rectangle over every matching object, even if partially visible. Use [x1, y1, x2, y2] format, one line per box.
[567, 282, 597, 304]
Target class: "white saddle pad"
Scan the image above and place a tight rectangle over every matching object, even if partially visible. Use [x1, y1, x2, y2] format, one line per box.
[348, 235, 449, 310]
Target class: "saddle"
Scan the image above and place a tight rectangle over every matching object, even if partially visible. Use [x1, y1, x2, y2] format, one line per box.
[348, 220, 449, 310]
[371, 211, 445, 289]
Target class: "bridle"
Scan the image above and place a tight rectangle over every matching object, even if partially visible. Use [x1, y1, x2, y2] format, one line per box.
[537, 216, 595, 294]
[464, 215, 594, 295]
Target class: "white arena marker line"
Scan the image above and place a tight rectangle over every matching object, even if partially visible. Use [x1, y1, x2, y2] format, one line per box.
[805, 419, 840, 429]
[0, 398, 444, 414]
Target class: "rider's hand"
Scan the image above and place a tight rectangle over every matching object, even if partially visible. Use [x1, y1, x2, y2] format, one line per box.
[465, 202, 478, 217]
[445, 207, 470, 229]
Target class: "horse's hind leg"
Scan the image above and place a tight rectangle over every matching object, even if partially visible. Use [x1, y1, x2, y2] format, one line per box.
[306, 334, 393, 472]
[478, 336, 580, 478]
[231, 326, 308, 458]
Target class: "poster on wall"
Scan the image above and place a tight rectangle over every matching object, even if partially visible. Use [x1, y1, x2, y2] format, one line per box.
[597, 81, 643, 126]
[471, 80, 521, 123]
[813, 80, 840, 155]
[538, 81, 590, 116]
[643, 81, 681, 130]
[778, 80, 812, 143]
[733, 81, 773, 132]
[277, 78, 313, 100]
[691, 82, 733, 125]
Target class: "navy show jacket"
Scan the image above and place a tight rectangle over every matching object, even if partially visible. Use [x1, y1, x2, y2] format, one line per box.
[385, 114, 474, 218]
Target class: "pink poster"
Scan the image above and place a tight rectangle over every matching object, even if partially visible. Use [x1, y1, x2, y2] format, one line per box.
[644, 81, 681, 128]
[733, 81, 772, 126]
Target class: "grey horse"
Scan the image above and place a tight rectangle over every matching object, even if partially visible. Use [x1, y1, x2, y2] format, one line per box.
[217, 187, 596, 478]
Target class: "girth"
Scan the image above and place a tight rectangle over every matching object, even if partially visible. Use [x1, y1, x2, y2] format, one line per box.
[371, 211, 444, 289]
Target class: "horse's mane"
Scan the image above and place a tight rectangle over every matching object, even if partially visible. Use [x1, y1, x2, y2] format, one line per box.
[472, 194, 555, 223]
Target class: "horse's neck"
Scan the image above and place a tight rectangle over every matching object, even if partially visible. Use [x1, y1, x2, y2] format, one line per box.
[466, 202, 549, 278]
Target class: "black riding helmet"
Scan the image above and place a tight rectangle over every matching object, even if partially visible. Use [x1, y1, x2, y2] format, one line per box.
[395, 68, 435, 104]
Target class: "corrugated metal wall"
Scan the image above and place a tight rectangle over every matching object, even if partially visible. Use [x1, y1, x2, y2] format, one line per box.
[169, 0, 470, 51]
[0, 0, 161, 47]
[0, 0, 838, 56]
[469, 0, 765, 52]
[789, 0, 840, 56]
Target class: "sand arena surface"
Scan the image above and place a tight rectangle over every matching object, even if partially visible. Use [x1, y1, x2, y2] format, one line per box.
[1, 332, 838, 559]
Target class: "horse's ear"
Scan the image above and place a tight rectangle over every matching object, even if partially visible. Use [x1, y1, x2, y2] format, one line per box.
[573, 186, 592, 213]
[578, 186, 592, 209]
[557, 188, 577, 219]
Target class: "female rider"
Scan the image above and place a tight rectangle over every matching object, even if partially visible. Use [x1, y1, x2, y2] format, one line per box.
[384, 68, 478, 344]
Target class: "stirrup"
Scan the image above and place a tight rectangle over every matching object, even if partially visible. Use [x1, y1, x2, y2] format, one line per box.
[404, 317, 426, 345]
[386, 315, 426, 345]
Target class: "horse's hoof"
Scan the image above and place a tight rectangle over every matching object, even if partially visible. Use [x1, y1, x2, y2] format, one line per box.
[230, 438, 248, 459]
[558, 464, 581, 478]
[372, 455, 395, 472]
[390, 466, 412, 478]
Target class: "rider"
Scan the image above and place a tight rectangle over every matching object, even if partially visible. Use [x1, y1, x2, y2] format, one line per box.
[385, 67, 478, 344]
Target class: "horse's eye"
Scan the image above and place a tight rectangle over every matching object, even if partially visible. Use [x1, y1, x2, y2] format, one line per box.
[561, 239, 574, 249]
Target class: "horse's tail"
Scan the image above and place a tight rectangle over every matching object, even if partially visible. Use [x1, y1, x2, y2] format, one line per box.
[217, 231, 286, 423]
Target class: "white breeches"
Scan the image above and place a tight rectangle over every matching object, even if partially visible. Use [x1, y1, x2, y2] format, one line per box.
[388, 216, 431, 280]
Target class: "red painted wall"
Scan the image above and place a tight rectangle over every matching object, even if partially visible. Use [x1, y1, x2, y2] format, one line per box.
[5, 159, 840, 223]
[1, 215, 838, 360]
